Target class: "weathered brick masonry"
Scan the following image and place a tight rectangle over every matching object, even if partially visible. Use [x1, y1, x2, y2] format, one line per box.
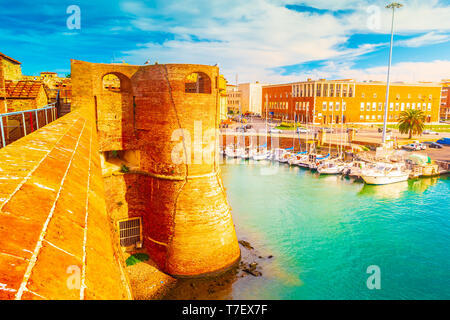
[0, 106, 131, 299]
[71, 60, 240, 277]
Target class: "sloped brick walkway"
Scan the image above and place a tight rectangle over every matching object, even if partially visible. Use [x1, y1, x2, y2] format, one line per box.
[0, 107, 131, 300]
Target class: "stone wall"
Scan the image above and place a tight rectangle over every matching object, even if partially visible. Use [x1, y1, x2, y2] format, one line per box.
[0, 106, 131, 300]
[1, 58, 22, 81]
[72, 60, 240, 277]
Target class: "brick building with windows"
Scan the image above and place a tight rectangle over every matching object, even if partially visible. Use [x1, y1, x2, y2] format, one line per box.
[262, 79, 442, 124]
[440, 79, 450, 121]
[226, 84, 241, 114]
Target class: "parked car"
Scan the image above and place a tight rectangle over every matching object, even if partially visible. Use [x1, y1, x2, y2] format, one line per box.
[378, 128, 392, 133]
[269, 128, 282, 133]
[417, 143, 426, 150]
[437, 137, 450, 145]
[402, 143, 425, 151]
[322, 128, 334, 133]
[423, 130, 439, 135]
[296, 127, 310, 133]
[422, 141, 443, 149]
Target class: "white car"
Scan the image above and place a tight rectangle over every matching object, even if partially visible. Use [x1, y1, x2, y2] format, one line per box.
[402, 143, 426, 151]
[296, 128, 310, 133]
[269, 128, 282, 133]
[423, 130, 439, 135]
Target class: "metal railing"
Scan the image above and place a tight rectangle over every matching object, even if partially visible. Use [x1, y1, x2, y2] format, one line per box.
[0, 103, 57, 149]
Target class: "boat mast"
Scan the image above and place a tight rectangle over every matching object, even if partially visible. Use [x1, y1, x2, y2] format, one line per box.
[305, 104, 309, 154]
[292, 112, 296, 150]
[265, 93, 268, 151]
[329, 99, 334, 156]
[340, 97, 344, 158]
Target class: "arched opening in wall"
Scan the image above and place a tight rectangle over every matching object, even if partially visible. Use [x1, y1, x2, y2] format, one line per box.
[102, 73, 122, 92]
[97, 72, 134, 149]
[185, 72, 211, 94]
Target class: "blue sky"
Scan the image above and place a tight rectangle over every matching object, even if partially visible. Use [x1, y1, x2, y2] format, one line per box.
[0, 0, 449, 83]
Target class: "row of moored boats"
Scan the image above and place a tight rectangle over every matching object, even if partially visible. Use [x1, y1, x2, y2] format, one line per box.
[221, 145, 412, 185]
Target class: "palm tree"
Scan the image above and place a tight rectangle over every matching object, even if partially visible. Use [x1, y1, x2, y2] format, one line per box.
[398, 109, 425, 139]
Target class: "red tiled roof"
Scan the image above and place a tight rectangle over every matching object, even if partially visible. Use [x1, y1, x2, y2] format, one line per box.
[0, 52, 21, 65]
[5, 80, 44, 99]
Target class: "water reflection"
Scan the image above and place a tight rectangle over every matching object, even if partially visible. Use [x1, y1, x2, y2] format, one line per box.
[358, 181, 409, 199]
[409, 177, 439, 193]
[358, 176, 441, 199]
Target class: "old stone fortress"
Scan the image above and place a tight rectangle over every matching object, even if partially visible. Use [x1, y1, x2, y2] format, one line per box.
[0, 53, 240, 299]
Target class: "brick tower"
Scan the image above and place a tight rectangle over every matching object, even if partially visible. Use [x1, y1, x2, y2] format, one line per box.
[71, 60, 240, 277]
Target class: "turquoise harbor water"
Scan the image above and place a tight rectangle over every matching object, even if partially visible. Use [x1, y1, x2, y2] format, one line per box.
[220, 159, 450, 300]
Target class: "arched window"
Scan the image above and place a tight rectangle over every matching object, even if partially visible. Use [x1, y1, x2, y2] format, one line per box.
[185, 72, 211, 94]
[102, 73, 122, 92]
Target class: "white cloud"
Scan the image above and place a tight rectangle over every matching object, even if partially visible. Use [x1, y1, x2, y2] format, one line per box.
[319, 60, 450, 82]
[119, 0, 450, 83]
[396, 32, 450, 47]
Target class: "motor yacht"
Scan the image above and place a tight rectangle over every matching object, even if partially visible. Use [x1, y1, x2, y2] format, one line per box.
[360, 162, 411, 185]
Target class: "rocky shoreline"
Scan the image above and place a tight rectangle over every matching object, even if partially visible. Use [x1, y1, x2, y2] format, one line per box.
[161, 238, 273, 300]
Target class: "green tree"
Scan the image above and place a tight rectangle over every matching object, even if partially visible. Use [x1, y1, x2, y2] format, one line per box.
[398, 109, 425, 139]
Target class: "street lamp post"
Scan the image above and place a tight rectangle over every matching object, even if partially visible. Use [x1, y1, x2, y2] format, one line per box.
[382, 2, 403, 145]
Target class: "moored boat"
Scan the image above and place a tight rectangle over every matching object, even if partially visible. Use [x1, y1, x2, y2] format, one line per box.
[317, 160, 346, 175]
[360, 162, 411, 185]
[252, 148, 271, 161]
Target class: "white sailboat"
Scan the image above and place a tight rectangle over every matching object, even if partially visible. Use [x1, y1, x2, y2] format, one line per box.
[317, 159, 346, 175]
[342, 160, 368, 178]
[288, 152, 308, 166]
[225, 145, 239, 158]
[271, 148, 286, 161]
[252, 148, 271, 160]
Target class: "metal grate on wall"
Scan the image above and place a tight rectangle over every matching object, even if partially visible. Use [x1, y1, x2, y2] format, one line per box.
[118, 217, 142, 247]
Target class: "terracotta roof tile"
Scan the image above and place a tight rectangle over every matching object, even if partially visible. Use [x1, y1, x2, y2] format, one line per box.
[5, 80, 43, 99]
